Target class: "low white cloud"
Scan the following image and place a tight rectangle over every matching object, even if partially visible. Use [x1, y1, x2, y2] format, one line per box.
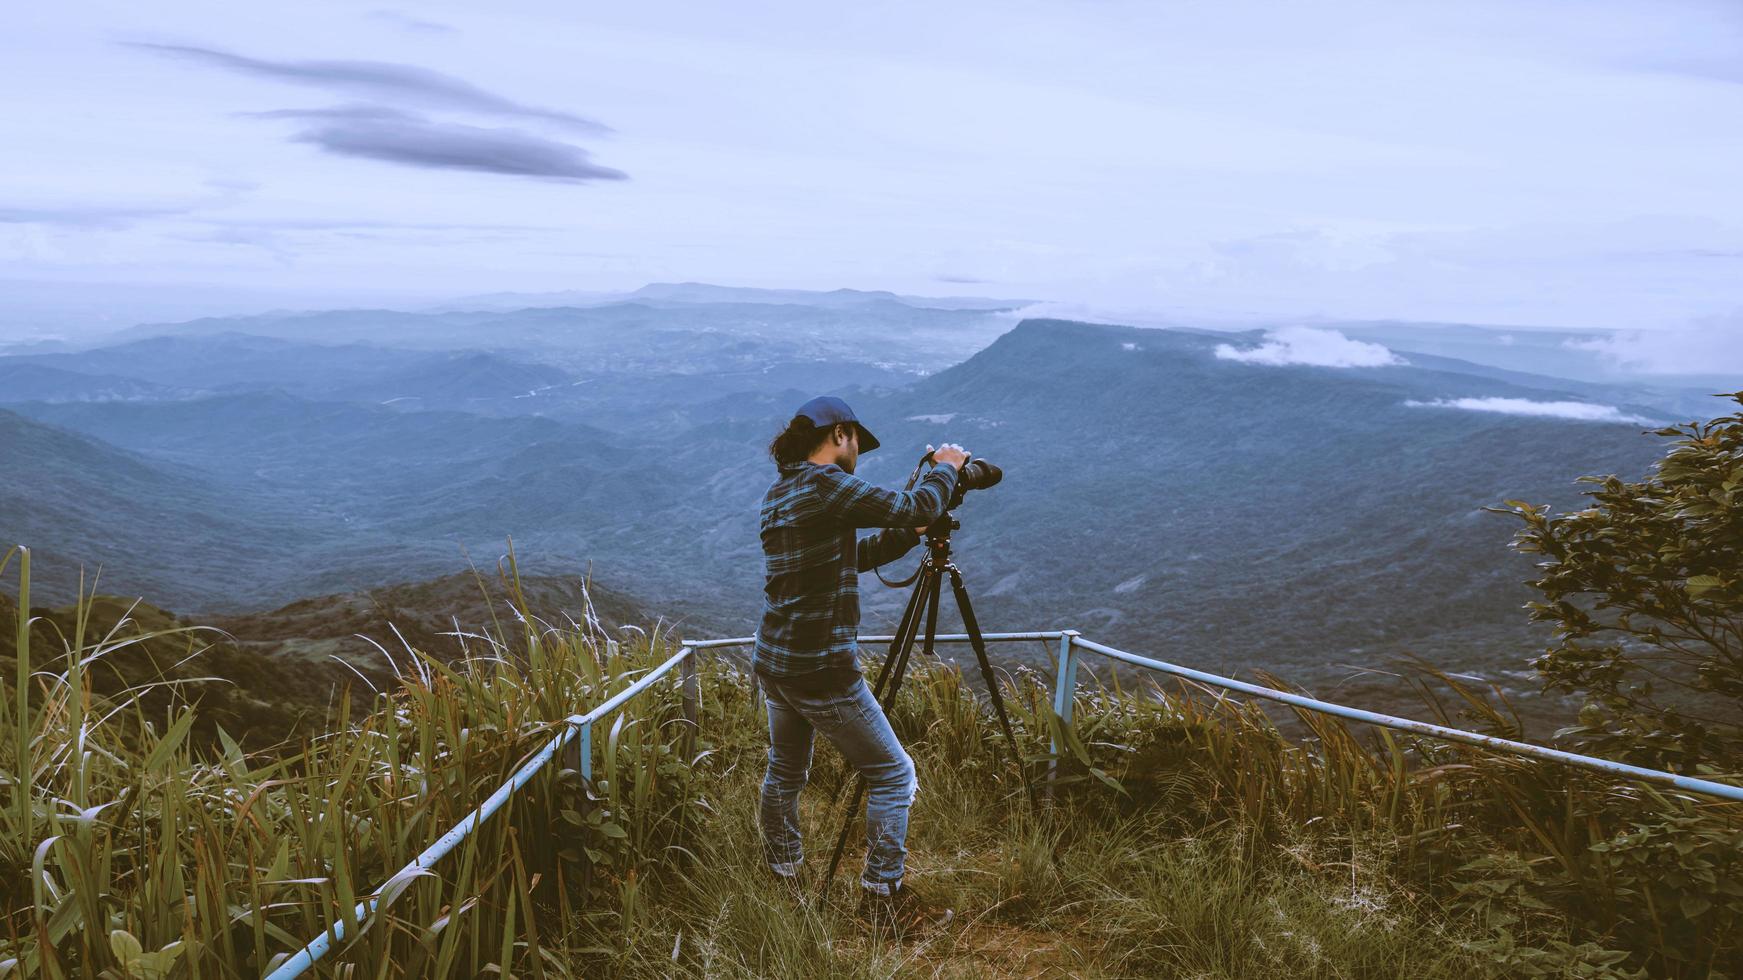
[1563, 313, 1743, 376]
[1214, 326, 1405, 368]
[1404, 397, 1651, 424]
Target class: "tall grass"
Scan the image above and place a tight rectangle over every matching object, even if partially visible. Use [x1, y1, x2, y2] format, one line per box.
[2, 542, 1738, 977]
[0, 542, 707, 977]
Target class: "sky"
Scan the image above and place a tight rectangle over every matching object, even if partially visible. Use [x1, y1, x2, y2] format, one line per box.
[5, 0, 1743, 341]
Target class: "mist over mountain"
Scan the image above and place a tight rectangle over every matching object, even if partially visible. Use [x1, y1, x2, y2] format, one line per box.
[434, 281, 1032, 313]
[2, 285, 1725, 719]
[100, 297, 1011, 370]
[1326, 320, 1732, 413]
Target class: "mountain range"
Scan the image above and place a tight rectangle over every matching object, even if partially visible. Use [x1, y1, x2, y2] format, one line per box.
[2, 284, 1724, 721]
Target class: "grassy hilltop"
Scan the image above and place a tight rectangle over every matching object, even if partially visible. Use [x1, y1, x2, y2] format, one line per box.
[2, 543, 1739, 979]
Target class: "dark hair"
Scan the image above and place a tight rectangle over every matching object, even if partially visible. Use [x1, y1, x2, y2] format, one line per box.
[768, 416, 851, 465]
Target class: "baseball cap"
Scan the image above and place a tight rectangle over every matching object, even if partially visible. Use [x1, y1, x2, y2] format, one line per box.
[794, 394, 881, 453]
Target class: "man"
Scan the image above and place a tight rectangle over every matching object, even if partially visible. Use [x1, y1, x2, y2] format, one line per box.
[753, 393, 966, 934]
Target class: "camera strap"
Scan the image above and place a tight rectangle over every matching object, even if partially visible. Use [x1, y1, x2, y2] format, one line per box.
[873, 451, 962, 590]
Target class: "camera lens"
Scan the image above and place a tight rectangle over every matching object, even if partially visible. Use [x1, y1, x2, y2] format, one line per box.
[961, 459, 1002, 492]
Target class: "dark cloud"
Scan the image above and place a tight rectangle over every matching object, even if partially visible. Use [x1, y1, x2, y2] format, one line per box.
[125, 42, 609, 135]
[270, 109, 628, 182]
[245, 105, 417, 123]
[366, 9, 458, 34]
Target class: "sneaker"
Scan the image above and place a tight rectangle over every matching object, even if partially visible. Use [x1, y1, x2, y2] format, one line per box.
[856, 880, 954, 938]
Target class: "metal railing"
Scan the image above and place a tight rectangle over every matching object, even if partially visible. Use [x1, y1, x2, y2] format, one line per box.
[264, 629, 1743, 978]
[263, 638, 714, 980]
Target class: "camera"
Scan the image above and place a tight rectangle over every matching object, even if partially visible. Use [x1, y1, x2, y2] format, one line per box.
[902, 448, 1002, 513]
[947, 458, 1001, 508]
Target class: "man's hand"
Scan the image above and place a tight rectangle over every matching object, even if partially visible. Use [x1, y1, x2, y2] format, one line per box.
[928, 442, 968, 471]
[915, 442, 968, 531]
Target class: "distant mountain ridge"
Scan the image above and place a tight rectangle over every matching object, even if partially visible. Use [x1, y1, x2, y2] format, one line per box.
[5, 299, 1014, 428]
[2, 308, 1691, 723]
[431, 280, 1033, 313]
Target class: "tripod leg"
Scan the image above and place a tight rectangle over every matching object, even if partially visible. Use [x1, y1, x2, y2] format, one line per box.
[832, 554, 927, 823]
[869, 560, 930, 701]
[949, 567, 1036, 805]
[821, 562, 941, 900]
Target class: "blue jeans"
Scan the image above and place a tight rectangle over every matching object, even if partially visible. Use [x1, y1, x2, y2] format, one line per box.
[759, 673, 917, 892]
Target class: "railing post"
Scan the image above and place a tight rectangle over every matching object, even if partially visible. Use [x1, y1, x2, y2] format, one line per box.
[575, 718, 595, 897]
[577, 720, 593, 784]
[1047, 630, 1081, 800]
[679, 648, 700, 758]
[564, 717, 581, 776]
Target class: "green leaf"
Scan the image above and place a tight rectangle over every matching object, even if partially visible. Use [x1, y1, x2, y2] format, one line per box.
[110, 928, 143, 965]
[266, 838, 292, 882]
[140, 709, 199, 773]
[1686, 575, 1725, 595]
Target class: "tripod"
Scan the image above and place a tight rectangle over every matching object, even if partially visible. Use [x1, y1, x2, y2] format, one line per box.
[818, 508, 1034, 899]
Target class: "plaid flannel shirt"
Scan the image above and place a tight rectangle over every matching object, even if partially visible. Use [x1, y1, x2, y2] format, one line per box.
[753, 459, 960, 681]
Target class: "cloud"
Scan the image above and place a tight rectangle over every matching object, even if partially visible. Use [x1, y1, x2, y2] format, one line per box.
[1563, 313, 1743, 376]
[125, 42, 608, 135]
[201, 216, 548, 233]
[254, 107, 627, 181]
[129, 44, 628, 183]
[180, 216, 554, 256]
[247, 105, 409, 123]
[0, 181, 257, 231]
[366, 9, 457, 34]
[0, 203, 197, 229]
[1404, 397, 1652, 424]
[1214, 326, 1405, 368]
[202, 177, 262, 193]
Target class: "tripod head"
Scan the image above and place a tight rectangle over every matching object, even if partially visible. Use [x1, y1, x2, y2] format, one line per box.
[877, 449, 1000, 588]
